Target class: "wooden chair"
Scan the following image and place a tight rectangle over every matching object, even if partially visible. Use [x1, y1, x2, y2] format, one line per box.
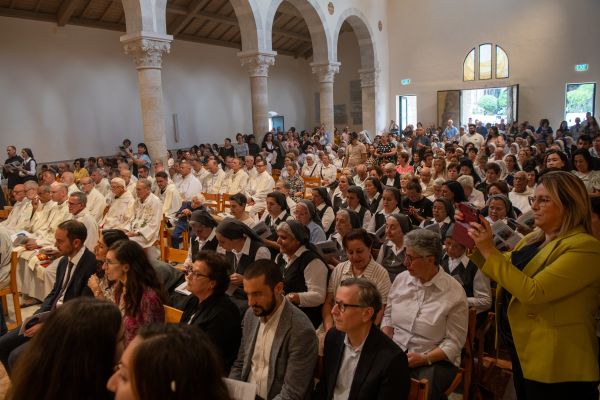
[202, 192, 221, 213]
[271, 169, 281, 182]
[164, 305, 183, 324]
[221, 193, 232, 212]
[409, 378, 429, 400]
[163, 246, 189, 265]
[0, 209, 9, 220]
[181, 229, 190, 251]
[158, 217, 168, 261]
[444, 308, 476, 400]
[302, 176, 321, 197]
[0, 252, 23, 331]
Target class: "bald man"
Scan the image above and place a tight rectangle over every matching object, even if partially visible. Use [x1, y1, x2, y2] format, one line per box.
[0, 184, 32, 234]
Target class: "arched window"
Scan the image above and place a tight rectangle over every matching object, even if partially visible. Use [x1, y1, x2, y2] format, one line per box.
[463, 44, 509, 81]
[496, 46, 509, 79]
[463, 48, 475, 81]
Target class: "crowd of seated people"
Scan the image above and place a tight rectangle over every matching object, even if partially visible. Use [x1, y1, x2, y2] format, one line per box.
[0, 114, 599, 399]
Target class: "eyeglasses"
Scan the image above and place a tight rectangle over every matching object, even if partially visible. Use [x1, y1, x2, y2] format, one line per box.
[528, 196, 552, 207]
[184, 267, 210, 280]
[332, 300, 364, 313]
[404, 254, 428, 264]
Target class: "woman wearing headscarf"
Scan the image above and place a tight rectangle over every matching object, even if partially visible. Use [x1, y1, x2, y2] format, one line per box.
[328, 209, 362, 264]
[275, 220, 329, 327]
[364, 176, 384, 214]
[294, 199, 327, 243]
[184, 210, 220, 265]
[346, 185, 373, 229]
[367, 186, 403, 235]
[259, 191, 293, 252]
[332, 175, 355, 212]
[311, 187, 335, 236]
[421, 197, 455, 240]
[377, 213, 412, 282]
[215, 218, 270, 311]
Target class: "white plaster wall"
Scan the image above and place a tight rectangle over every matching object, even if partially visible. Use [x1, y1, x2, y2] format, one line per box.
[334, 31, 361, 132]
[0, 16, 316, 162]
[387, 0, 600, 128]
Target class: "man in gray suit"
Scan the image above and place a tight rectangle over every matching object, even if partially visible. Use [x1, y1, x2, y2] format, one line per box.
[230, 259, 318, 400]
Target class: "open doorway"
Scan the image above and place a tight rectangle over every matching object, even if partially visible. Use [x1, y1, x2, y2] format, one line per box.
[565, 82, 596, 125]
[396, 95, 417, 130]
[460, 85, 518, 126]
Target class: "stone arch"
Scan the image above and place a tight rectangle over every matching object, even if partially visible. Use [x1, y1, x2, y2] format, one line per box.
[332, 8, 378, 135]
[265, 0, 333, 64]
[229, 0, 263, 52]
[122, 0, 169, 35]
[332, 8, 376, 70]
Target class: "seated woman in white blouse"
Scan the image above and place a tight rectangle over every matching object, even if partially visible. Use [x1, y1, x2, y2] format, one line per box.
[382, 228, 468, 400]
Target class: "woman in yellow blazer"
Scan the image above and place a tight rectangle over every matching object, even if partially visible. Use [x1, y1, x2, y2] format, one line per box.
[466, 171, 600, 400]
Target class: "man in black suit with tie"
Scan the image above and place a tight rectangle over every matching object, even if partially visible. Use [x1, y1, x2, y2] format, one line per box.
[0, 220, 97, 374]
[313, 278, 410, 400]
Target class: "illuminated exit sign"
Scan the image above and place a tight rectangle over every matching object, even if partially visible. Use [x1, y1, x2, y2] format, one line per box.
[401, 79, 411, 85]
[575, 64, 589, 72]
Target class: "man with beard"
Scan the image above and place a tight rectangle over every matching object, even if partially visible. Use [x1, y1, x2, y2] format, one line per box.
[229, 259, 318, 400]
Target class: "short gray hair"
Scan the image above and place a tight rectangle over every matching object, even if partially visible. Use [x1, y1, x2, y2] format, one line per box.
[457, 174, 474, 188]
[339, 278, 382, 321]
[70, 191, 88, 206]
[137, 178, 152, 189]
[404, 228, 443, 264]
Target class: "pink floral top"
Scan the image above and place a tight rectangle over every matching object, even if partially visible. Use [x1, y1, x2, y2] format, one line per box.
[122, 287, 164, 346]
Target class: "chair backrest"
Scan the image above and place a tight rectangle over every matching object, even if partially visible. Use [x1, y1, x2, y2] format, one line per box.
[0, 209, 9, 220]
[163, 246, 188, 264]
[302, 176, 321, 197]
[221, 193, 232, 212]
[202, 192, 221, 213]
[164, 305, 183, 324]
[409, 378, 429, 400]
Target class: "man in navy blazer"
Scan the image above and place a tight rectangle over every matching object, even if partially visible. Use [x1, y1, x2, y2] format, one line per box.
[313, 278, 410, 400]
[0, 220, 97, 373]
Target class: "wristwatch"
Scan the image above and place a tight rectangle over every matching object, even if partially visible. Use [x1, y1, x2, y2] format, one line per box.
[424, 352, 432, 366]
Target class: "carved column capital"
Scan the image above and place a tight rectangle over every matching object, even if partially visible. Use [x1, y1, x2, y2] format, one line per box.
[121, 35, 172, 70]
[310, 62, 341, 83]
[358, 67, 378, 88]
[238, 51, 277, 77]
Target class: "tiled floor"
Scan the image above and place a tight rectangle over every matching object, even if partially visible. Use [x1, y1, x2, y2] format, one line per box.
[0, 297, 37, 398]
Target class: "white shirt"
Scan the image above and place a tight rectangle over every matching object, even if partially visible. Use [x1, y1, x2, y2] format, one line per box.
[319, 163, 337, 184]
[72, 210, 98, 252]
[232, 237, 271, 271]
[382, 269, 468, 367]
[249, 298, 286, 399]
[0, 199, 32, 234]
[281, 247, 328, 307]
[316, 203, 335, 234]
[333, 335, 366, 400]
[156, 183, 182, 223]
[56, 246, 85, 307]
[224, 169, 249, 195]
[509, 188, 533, 215]
[85, 188, 107, 223]
[184, 229, 219, 265]
[459, 132, 485, 149]
[446, 254, 492, 313]
[202, 169, 226, 195]
[176, 173, 203, 201]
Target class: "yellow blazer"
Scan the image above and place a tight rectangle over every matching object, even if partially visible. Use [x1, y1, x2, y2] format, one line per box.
[471, 227, 600, 383]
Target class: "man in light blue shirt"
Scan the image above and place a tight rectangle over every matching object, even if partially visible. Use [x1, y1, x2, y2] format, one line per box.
[443, 119, 458, 141]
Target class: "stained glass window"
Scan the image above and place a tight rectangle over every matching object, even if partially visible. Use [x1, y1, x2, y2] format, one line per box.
[463, 48, 475, 81]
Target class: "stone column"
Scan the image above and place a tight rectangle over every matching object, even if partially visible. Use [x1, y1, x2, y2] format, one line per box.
[121, 34, 172, 169]
[359, 67, 377, 135]
[311, 62, 340, 133]
[238, 51, 276, 142]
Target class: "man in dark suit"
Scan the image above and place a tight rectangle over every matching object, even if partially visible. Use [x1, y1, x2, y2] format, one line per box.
[313, 278, 410, 400]
[0, 220, 97, 374]
[230, 259, 318, 400]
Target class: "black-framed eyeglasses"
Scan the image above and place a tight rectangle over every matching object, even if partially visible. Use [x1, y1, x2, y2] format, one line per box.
[184, 267, 210, 280]
[332, 300, 364, 313]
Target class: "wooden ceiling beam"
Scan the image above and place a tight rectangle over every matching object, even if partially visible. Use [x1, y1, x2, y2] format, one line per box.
[56, 0, 80, 26]
[175, 33, 240, 49]
[170, 0, 210, 36]
[165, 5, 311, 43]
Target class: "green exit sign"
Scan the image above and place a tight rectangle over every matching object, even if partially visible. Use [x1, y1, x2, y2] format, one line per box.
[575, 64, 589, 72]
[401, 79, 411, 85]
